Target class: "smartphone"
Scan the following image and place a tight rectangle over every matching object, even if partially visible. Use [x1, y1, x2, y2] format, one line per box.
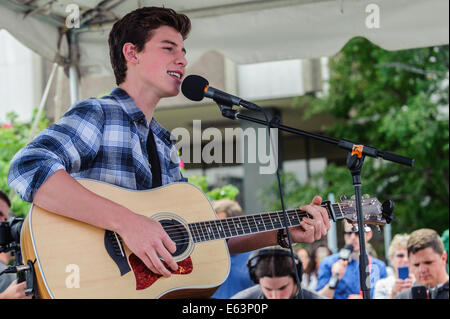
[411, 286, 428, 299]
[398, 266, 409, 280]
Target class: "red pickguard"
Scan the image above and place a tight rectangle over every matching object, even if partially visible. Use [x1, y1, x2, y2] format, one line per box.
[128, 253, 193, 290]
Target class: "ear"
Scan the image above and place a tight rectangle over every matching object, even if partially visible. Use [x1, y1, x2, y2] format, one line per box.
[366, 230, 373, 241]
[441, 251, 447, 263]
[122, 42, 139, 64]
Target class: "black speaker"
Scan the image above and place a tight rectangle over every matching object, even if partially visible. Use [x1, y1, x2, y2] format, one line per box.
[246, 247, 303, 284]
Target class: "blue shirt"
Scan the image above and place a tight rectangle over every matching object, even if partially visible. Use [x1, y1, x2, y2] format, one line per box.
[316, 253, 387, 299]
[8, 87, 186, 202]
[212, 251, 255, 299]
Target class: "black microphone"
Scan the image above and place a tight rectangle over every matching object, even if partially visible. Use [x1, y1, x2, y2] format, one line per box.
[181, 74, 261, 111]
[328, 244, 354, 290]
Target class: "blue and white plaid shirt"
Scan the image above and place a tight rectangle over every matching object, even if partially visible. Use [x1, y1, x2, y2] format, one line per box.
[8, 87, 186, 203]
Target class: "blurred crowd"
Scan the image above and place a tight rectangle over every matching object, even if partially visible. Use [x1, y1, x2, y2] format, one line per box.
[211, 198, 449, 300]
[0, 192, 448, 299]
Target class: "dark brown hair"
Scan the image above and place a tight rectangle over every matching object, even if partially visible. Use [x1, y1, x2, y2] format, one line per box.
[0, 189, 11, 208]
[407, 228, 444, 256]
[254, 255, 296, 279]
[108, 6, 191, 85]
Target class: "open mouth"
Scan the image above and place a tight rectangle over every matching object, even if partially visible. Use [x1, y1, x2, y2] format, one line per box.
[167, 71, 182, 81]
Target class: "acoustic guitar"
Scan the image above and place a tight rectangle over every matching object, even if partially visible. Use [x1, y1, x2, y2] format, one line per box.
[20, 179, 393, 299]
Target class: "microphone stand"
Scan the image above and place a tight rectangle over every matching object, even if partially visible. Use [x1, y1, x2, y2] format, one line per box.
[217, 103, 412, 299]
[219, 103, 304, 299]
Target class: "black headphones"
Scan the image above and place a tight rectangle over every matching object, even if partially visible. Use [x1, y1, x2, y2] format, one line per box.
[247, 247, 303, 284]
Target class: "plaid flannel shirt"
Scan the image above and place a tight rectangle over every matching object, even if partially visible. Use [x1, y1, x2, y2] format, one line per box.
[8, 87, 187, 203]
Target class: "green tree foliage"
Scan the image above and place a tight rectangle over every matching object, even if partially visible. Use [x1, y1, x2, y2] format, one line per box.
[188, 175, 240, 202]
[261, 38, 449, 235]
[0, 110, 49, 217]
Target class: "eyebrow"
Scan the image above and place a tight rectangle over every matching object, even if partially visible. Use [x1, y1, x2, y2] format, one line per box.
[161, 40, 187, 54]
[263, 284, 289, 291]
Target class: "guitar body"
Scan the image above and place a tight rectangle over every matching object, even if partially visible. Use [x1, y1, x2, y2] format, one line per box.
[20, 179, 230, 299]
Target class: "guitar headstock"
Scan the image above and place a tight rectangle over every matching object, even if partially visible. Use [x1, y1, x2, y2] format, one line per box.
[338, 195, 394, 226]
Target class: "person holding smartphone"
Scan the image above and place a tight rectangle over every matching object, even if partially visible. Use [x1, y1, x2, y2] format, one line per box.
[374, 233, 414, 298]
[395, 229, 449, 299]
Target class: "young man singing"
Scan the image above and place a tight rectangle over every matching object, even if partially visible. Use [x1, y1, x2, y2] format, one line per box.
[8, 7, 330, 280]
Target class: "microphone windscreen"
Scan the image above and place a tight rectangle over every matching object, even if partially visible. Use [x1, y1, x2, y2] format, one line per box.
[339, 244, 354, 260]
[181, 75, 209, 101]
[344, 244, 354, 253]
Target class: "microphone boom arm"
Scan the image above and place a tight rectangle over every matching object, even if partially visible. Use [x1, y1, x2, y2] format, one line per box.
[219, 107, 413, 166]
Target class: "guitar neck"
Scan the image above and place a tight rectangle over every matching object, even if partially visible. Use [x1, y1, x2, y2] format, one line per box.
[187, 203, 344, 243]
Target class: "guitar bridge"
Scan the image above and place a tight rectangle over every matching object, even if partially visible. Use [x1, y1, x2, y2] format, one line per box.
[104, 230, 131, 276]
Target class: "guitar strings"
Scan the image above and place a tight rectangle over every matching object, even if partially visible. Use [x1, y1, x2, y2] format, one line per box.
[127, 206, 348, 247]
[153, 204, 345, 234]
[160, 210, 311, 240]
[158, 206, 346, 240]
[161, 212, 308, 244]
[155, 207, 346, 239]
[159, 210, 346, 244]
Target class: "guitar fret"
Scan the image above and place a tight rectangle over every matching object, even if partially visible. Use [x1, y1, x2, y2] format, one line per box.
[194, 222, 205, 242]
[261, 214, 274, 230]
[254, 214, 266, 232]
[216, 220, 225, 239]
[248, 215, 258, 233]
[211, 221, 218, 239]
[296, 210, 308, 223]
[227, 218, 238, 237]
[225, 217, 234, 236]
[220, 219, 231, 238]
[200, 222, 210, 241]
[278, 211, 291, 228]
[206, 221, 215, 240]
[288, 210, 301, 226]
[193, 222, 200, 242]
[334, 203, 343, 218]
[196, 222, 204, 241]
[234, 217, 244, 235]
[241, 216, 251, 234]
[188, 224, 199, 243]
[277, 211, 289, 229]
[270, 213, 282, 229]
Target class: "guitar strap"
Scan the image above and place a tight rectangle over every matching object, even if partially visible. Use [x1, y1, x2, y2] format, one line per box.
[146, 129, 162, 188]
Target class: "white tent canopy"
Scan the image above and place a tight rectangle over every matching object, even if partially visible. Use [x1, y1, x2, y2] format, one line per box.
[0, 0, 448, 260]
[1, 0, 448, 79]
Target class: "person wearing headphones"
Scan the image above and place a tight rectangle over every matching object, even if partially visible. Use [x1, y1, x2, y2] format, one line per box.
[231, 246, 326, 299]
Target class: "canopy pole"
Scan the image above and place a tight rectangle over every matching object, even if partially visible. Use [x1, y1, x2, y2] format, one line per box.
[9, 62, 58, 202]
[53, 65, 65, 122]
[327, 193, 338, 254]
[68, 29, 81, 105]
[27, 62, 58, 143]
[69, 64, 81, 105]
[384, 223, 392, 265]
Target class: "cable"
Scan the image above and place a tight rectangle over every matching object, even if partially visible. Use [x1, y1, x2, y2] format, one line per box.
[258, 108, 304, 299]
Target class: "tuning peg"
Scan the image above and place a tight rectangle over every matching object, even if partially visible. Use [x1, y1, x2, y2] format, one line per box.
[382, 200, 395, 224]
[340, 195, 347, 201]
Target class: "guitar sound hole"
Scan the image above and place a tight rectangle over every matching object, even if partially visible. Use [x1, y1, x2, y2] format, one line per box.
[160, 219, 190, 258]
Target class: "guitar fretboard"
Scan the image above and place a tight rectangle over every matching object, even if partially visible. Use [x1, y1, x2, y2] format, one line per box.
[186, 204, 344, 243]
